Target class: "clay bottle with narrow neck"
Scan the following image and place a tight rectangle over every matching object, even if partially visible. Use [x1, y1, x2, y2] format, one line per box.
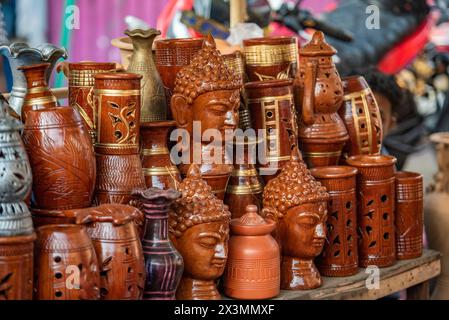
[19, 63, 57, 122]
[126, 28, 167, 122]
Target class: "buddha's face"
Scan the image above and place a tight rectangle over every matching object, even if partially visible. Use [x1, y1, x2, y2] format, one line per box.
[279, 202, 327, 259]
[171, 89, 240, 141]
[173, 221, 229, 280]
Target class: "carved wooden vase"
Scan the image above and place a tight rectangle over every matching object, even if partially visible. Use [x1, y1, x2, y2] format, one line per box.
[245, 79, 298, 183]
[340, 75, 383, 158]
[134, 188, 184, 300]
[155, 37, 204, 116]
[22, 106, 96, 210]
[93, 73, 146, 208]
[126, 28, 167, 122]
[346, 155, 397, 268]
[34, 224, 100, 300]
[75, 204, 145, 300]
[310, 166, 359, 276]
[224, 205, 280, 299]
[294, 31, 349, 168]
[243, 36, 298, 82]
[58, 62, 117, 143]
[425, 132, 449, 299]
[262, 148, 329, 290]
[395, 171, 423, 260]
[224, 137, 264, 219]
[140, 120, 181, 190]
[19, 63, 58, 122]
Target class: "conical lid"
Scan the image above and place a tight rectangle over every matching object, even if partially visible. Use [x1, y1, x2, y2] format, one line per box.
[299, 31, 336, 57]
[230, 205, 275, 236]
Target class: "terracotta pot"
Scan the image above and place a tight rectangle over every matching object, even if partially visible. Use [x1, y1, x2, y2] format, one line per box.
[262, 148, 329, 290]
[223, 51, 247, 83]
[340, 76, 383, 158]
[140, 120, 181, 190]
[19, 63, 58, 122]
[395, 171, 423, 260]
[93, 72, 142, 155]
[170, 165, 231, 300]
[75, 205, 145, 300]
[61, 62, 117, 144]
[155, 37, 204, 115]
[245, 79, 298, 183]
[224, 137, 264, 219]
[294, 32, 349, 168]
[34, 224, 100, 300]
[22, 106, 96, 210]
[425, 133, 449, 299]
[346, 155, 397, 268]
[126, 29, 167, 122]
[310, 166, 359, 276]
[243, 37, 298, 82]
[94, 153, 146, 208]
[224, 205, 280, 299]
[31, 208, 78, 227]
[0, 233, 36, 300]
[134, 188, 183, 300]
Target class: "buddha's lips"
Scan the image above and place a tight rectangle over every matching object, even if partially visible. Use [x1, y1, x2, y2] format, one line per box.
[312, 239, 325, 247]
[211, 259, 226, 268]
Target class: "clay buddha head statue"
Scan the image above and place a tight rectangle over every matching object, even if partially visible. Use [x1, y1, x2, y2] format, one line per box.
[169, 164, 231, 300]
[262, 148, 329, 290]
[170, 35, 242, 139]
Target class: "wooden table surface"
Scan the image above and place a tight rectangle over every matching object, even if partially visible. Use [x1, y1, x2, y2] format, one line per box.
[275, 249, 441, 300]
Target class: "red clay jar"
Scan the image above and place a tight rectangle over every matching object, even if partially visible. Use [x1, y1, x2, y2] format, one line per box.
[243, 37, 298, 82]
[224, 205, 280, 299]
[346, 155, 397, 268]
[155, 37, 204, 117]
[0, 233, 36, 300]
[75, 204, 146, 300]
[339, 76, 383, 158]
[245, 79, 298, 183]
[22, 106, 96, 210]
[395, 171, 423, 260]
[310, 166, 359, 276]
[140, 120, 181, 190]
[34, 224, 100, 300]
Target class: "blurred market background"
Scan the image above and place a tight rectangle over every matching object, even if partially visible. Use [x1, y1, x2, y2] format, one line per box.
[2, 0, 449, 187]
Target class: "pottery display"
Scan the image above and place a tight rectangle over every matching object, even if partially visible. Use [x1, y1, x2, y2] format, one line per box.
[262, 148, 329, 290]
[340, 76, 383, 158]
[425, 132, 449, 299]
[0, 42, 67, 116]
[75, 204, 145, 300]
[126, 28, 167, 122]
[93, 73, 146, 208]
[224, 136, 264, 219]
[294, 31, 349, 168]
[170, 35, 242, 200]
[19, 63, 58, 122]
[346, 155, 397, 268]
[57, 62, 117, 143]
[155, 37, 204, 115]
[169, 165, 231, 300]
[243, 37, 298, 82]
[34, 224, 100, 300]
[0, 95, 33, 236]
[395, 171, 423, 260]
[140, 120, 181, 190]
[224, 205, 280, 299]
[22, 105, 96, 210]
[310, 166, 359, 277]
[134, 188, 183, 300]
[245, 79, 298, 183]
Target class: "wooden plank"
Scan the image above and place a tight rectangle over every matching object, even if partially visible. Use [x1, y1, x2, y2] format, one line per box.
[275, 249, 441, 300]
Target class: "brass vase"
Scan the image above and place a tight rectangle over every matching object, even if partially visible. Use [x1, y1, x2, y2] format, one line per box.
[125, 28, 167, 122]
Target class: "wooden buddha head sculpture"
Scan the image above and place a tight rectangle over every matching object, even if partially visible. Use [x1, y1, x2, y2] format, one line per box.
[262, 148, 329, 290]
[170, 34, 242, 140]
[169, 164, 231, 300]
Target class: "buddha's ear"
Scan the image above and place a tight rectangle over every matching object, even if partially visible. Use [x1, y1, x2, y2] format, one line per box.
[171, 94, 191, 128]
